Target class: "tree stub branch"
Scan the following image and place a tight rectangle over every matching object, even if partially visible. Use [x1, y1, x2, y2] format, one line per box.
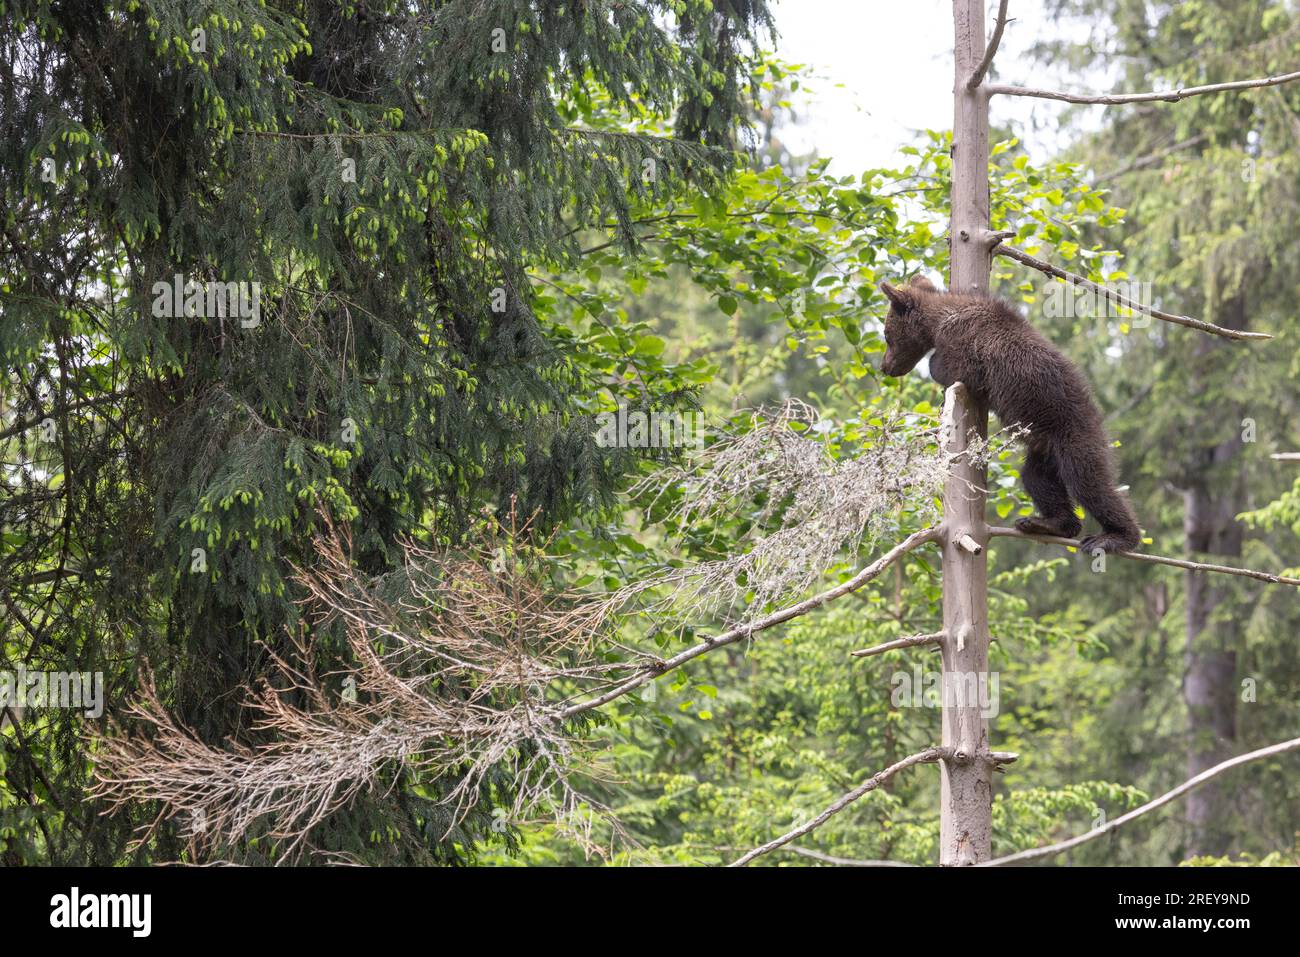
[986, 70, 1300, 106]
[978, 228, 1016, 249]
[987, 525, 1300, 586]
[995, 243, 1272, 340]
[982, 736, 1300, 866]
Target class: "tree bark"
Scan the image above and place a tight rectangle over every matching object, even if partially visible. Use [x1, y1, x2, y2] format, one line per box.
[939, 0, 994, 866]
[939, 384, 992, 865]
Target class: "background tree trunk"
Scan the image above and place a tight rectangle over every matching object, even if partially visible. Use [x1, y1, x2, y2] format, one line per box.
[1183, 291, 1248, 857]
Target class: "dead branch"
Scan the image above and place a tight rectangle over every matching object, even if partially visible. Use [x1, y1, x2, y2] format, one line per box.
[91, 506, 942, 857]
[967, 0, 1011, 89]
[987, 69, 1300, 105]
[776, 845, 918, 867]
[982, 736, 1300, 866]
[90, 403, 963, 857]
[994, 243, 1272, 340]
[728, 746, 951, 867]
[850, 631, 945, 659]
[988, 525, 1300, 586]
[558, 525, 941, 718]
[621, 401, 960, 628]
[91, 513, 627, 858]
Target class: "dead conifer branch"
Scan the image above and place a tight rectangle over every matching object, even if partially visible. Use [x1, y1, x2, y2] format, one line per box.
[618, 400, 1011, 630]
[982, 736, 1300, 866]
[90, 506, 941, 856]
[776, 846, 919, 867]
[988, 525, 1300, 586]
[987, 70, 1300, 105]
[91, 512, 631, 858]
[994, 244, 1272, 340]
[728, 747, 952, 867]
[558, 524, 941, 718]
[850, 631, 945, 659]
[90, 401, 970, 856]
[967, 0, 1011, 89]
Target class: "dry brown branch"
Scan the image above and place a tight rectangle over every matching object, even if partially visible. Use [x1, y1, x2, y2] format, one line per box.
[994, 243, 1272, 340]
[987, 70, 1300, 105]
[728, 746, 951, 867]
[91, 511, 631, 858]
[91, 507, 939, 858]
[982, 736, 1300, 866]
[90, 404, 962, 857]
[988, 525, 1300, 586]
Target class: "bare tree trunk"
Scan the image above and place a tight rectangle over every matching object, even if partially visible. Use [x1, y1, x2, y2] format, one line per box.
[939, 0, 994, 866]
[1183, 293, 1248, 857]
[939, 384, 992, 864]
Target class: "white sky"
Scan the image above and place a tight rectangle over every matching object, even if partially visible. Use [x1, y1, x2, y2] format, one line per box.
[770, 0, 1105, 175]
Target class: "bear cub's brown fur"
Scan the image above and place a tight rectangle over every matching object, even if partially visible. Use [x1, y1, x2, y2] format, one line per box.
[879, 275, 1141, 555]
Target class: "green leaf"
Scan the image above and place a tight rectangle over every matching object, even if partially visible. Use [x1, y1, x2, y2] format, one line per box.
[634, 335, 666, 356]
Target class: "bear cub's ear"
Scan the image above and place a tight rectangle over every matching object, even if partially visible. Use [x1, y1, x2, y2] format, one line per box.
[881, 276, 938, 309]
[879, 280, 911, 310]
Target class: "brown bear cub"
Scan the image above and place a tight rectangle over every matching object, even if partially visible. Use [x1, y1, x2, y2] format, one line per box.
[878, 275, 1141, 555]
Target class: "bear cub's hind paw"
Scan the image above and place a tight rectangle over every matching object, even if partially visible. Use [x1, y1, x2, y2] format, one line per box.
[1015, 515, 1083, 539]
[1077, 532, 1139, 555]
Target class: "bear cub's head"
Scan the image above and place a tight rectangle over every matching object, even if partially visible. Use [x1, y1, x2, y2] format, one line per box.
[878, 275, 938, 377]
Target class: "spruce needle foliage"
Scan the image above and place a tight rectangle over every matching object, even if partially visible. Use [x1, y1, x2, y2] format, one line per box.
[0, 0, 772, 863]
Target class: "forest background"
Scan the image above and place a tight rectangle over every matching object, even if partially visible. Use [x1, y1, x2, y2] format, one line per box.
[1, 0, 1297, 866]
